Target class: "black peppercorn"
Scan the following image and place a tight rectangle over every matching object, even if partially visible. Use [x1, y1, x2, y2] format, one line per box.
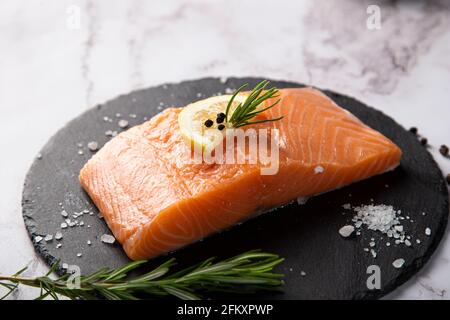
[218, 124, 225, 131]
[409, 127, 418, 135]
[204, 119, 214, 128]
[439, 145, 449, 157]
[216, 113, 226, 124]
[420, 137, 428, 146]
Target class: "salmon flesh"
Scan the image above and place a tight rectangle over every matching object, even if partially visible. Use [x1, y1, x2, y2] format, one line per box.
[79, 88, 402, 260]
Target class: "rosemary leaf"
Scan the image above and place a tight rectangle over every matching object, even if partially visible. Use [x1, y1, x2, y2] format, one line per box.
[0, 250, 284, 300]
[104, 260, 147, 281]
[226, 80, 283, 128]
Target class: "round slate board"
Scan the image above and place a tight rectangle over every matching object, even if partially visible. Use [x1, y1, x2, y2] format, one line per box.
[22, 77, 449, 299]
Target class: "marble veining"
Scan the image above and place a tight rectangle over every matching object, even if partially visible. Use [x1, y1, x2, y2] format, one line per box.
[303, 0, 450, 95]
[126, 1, 144, 90]
[81, 0, 99, 107]
[0, 0, 449, 300]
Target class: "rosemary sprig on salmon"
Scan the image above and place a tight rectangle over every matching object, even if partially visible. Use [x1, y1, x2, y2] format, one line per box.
[225, 80, 283, 128]
[0, 250, 284, 300]
[178, 80, 284, 152]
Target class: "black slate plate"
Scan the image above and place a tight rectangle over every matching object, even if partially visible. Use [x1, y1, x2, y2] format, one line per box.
[22, 77, 449, 299]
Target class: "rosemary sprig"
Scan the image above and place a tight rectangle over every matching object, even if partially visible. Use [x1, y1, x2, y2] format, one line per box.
[225, 80, 283, 128]
[0, 250, 284, 300]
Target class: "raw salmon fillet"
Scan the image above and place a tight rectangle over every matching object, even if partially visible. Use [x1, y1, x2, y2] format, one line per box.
[79, 88, 401, 260]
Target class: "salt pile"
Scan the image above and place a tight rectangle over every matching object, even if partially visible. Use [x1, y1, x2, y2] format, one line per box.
[351, 204, 399, 234]
[343, 204, 424, 259]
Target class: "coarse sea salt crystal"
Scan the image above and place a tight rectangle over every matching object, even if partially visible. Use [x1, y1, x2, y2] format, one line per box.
[338, 225, 354, 238]
[296, 197, 308, 205]
[425, 228, 431, 236]
[393, 258, 405, 269]
[55, 232, 63, 240]
[101, 234, 116, 244]
[342, 203, 351, 210]
[44, 234, 53, 242]
[370, 249, 377, 258]
[118, 119, 129, 128]
[314, 166, 324, 174]
[35, 236, 43, 243]
[87, 141, 99, 152]
[300, 271, 306, 276]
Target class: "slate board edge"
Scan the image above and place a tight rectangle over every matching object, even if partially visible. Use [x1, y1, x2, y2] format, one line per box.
[21, 77, 450, 298]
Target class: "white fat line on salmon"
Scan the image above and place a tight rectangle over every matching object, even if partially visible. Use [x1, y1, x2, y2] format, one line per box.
[186, 128, 280, 175]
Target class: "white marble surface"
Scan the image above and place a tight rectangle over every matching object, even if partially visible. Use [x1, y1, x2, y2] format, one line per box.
[0, 0, 449, 299]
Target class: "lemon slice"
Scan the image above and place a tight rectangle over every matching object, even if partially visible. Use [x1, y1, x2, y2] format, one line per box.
[178, 94, 247, 152]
